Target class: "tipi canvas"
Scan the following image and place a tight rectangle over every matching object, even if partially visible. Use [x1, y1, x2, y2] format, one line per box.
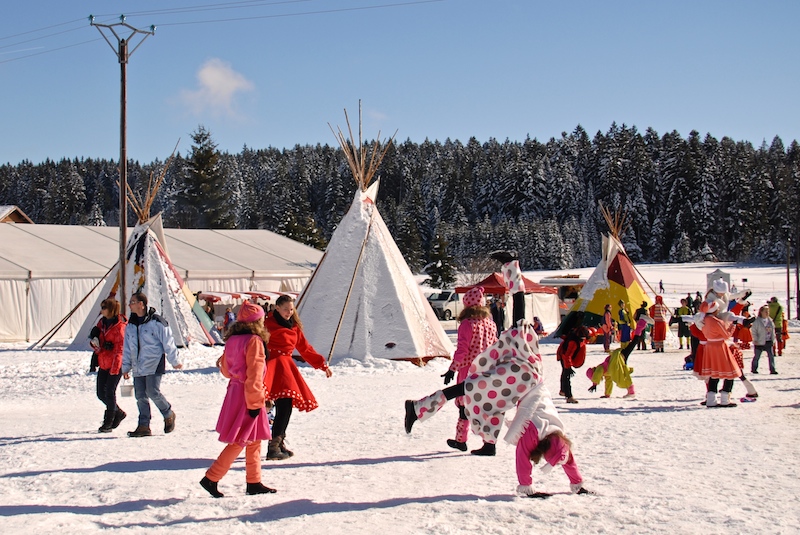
[555, 233, 652, 335]
[66, 214, 215, 351]
[296, 180, 453, 364]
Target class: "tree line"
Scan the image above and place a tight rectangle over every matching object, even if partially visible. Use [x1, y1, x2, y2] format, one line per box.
[1, 123, 798, 286]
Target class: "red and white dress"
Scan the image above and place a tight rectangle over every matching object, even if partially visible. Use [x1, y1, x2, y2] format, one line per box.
[264, 312, 329, 412]
[694, 314, 741, 379]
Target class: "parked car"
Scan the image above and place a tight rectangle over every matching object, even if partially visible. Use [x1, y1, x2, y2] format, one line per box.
[427, 290, 461, 320]
[538, 275, 587, 318]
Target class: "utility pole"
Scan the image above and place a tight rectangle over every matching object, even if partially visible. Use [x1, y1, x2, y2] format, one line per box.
[90, 15, 155, 316]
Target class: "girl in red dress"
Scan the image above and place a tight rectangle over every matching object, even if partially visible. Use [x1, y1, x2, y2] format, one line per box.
[264, 294, 332, 460]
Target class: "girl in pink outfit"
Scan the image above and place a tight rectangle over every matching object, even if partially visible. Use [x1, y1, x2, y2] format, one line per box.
[201, 302, 276, 498]
[443, 286, 498, 452]
[505, 376, 589, 498]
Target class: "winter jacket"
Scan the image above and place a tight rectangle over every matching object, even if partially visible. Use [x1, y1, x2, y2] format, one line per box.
[768, 301, 784, 329]
[750, 317, 775, 347]
[450, 316, 498, 379]
[94, 315, 127, 375]
[122, 307, 180, 377]
[556, 326, 588, 368]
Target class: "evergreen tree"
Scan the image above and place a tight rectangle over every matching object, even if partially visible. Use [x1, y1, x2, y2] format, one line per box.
[184, 126, 233, 228]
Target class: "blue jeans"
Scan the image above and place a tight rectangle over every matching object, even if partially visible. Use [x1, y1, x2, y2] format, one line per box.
[133, 374, 172, 426]
[752, 344, 776, 373]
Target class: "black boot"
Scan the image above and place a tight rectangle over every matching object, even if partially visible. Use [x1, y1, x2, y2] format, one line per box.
[266, 437, 289, 461]
[489, 250, 518, 264]
[246, 482, 277, 495]
[98, 409, 115, 433]
[200, 476, 223, 498]
[446, 439, 467, 451]
[470, 442, 496, 456]
[111, 407, 126, 429]
[404, 400, 417, 434]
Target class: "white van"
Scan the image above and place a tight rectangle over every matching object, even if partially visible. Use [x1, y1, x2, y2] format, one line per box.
[427, 290, 461, 320]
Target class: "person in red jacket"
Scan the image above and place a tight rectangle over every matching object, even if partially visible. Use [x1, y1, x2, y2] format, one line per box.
[556, 311, 589, 404]
[90, 298, 128, 433]
[263, 294, 332, 460]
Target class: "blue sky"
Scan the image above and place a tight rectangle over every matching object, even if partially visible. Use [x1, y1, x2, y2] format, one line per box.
[1, 0, 799, 165]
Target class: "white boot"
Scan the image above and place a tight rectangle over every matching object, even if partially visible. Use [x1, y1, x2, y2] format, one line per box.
[741, 378, 758, 398]
[705, 391, 718, 407]
[719, 391, 736, 407]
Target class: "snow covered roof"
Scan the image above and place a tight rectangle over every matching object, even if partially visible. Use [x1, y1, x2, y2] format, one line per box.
[0, 205, 34, 224]
[0, 224, 322, 280]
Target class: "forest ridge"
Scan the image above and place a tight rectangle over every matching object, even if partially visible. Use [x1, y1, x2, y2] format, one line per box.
[1, 123, 798, 279]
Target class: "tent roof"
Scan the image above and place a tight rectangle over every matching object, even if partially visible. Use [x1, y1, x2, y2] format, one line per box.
[455, 272, 558, 295]
[0, 223, 322, 280]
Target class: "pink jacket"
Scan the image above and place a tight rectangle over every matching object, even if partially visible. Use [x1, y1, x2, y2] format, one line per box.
[450, 316, 498, 381]
[515, 425, 582, 487]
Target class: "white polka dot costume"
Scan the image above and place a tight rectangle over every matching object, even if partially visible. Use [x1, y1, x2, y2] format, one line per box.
[502, 260, 526, 294]
[413, 322, 543, 444]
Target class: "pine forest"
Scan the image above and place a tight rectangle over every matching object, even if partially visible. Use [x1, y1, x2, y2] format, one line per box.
[2, 123, 799, 286]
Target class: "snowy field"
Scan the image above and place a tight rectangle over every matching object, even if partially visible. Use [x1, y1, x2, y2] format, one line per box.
[1, 263, 799, 534]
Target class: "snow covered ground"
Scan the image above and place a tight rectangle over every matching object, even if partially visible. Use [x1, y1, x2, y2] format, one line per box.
[1, 264, 798, 534]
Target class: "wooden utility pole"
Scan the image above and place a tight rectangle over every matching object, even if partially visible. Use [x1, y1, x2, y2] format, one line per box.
[90, 15, 154, 316]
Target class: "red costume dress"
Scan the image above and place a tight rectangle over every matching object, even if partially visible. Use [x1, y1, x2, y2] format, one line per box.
[264, 312, 328, 412]
[695, 314, 740, 380]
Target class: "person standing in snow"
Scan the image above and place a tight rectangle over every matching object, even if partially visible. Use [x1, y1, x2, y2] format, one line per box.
[263, 294, 332, 460]
[601, 304, 614, 353]
[617, 300, 632, 349]
[556, 312, 589, 404]
[200, 302, 276, 498]
[122, 292, 183, 437]
[405, 321, 542, 457]
[90, 298, 128, 433]
[649, 295, 670, 353]
[693, 298, 741, 407]
[768, 297, 785, 356]
[751, 305, 777, 375]
[442, 286, 498, 452]
[634, 302, 649, 350]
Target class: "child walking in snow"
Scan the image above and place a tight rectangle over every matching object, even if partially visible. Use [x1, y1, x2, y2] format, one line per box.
[442, 286, 498, 452]
[201, 302, 276, 498]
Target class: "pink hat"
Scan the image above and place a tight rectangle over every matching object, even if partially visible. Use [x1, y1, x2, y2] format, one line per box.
[463, 286, 486, 308]
[237, 301, 265, 323]
[586, 367, 595, 380]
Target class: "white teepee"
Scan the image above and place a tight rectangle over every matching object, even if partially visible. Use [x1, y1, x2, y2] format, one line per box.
[297, 180, 453, 364]
[296, 104, 453, 364]
[66, 214, 216, 351]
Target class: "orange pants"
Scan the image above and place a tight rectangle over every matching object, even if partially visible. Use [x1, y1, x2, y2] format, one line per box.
[206, 441, 263, 484]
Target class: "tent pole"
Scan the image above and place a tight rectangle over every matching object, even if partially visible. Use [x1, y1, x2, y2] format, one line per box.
[29, 263, 117, 349]
[327, 208, 376, 364]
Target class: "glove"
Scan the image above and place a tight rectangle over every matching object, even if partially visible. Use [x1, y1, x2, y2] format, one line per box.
[442, 370, 455, 385]
[566, 367, 575, 378]
[248, 408, 261, 418]
[516, 484, 535, 496]
[90, 337, 100, 349]
[588, 384, 597, 393]
[102, 341, 114, 350]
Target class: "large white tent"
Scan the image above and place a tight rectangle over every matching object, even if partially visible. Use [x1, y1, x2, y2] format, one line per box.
[0, 223, 322, 342]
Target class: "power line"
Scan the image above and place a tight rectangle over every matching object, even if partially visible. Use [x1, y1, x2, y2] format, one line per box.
[0, 0, 444, 65]
[0, 38, 100, 65]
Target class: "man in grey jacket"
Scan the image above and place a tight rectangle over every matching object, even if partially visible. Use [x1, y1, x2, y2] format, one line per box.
[122, 292, 183, 437]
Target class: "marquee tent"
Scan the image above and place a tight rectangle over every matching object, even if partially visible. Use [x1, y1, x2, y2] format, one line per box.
[0, 223, 322, 342]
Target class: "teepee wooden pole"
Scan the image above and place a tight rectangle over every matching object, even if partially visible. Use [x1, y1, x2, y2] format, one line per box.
[29, 262, 118, 349]
[326, 207, 377, 364]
